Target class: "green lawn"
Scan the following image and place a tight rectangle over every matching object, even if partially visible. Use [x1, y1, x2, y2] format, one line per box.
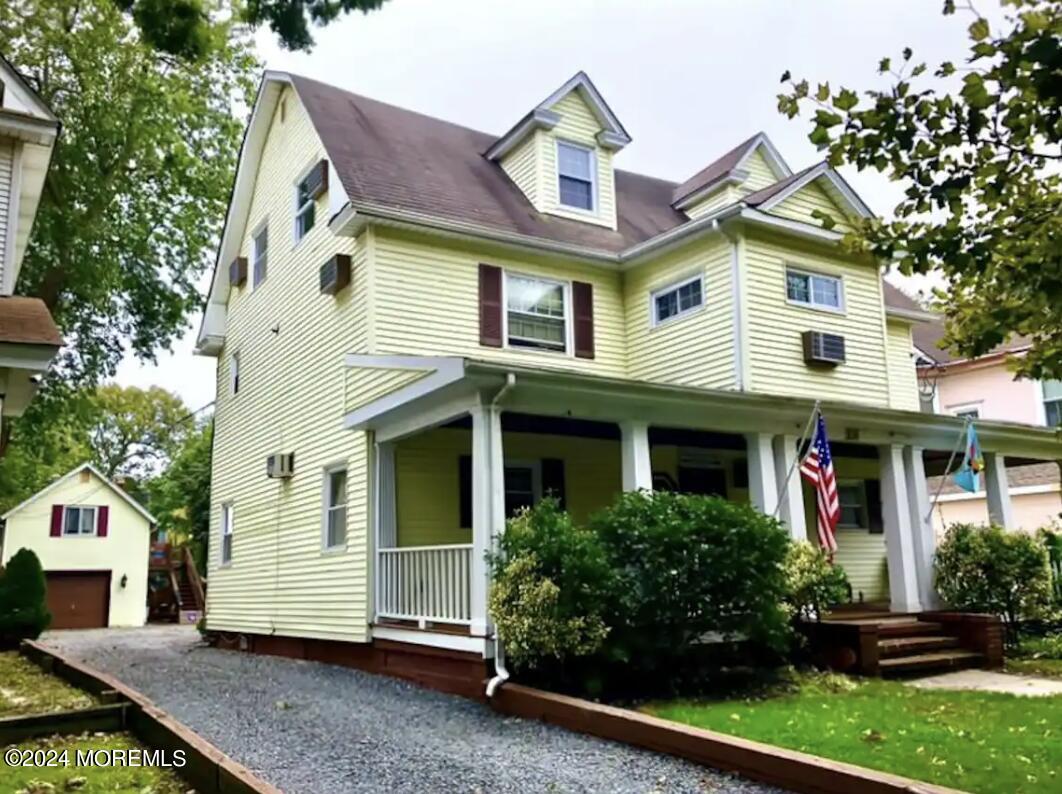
[2, 733, 187, 793]
[0, 652, 97, 717]
[1008, 635, 1062, 680]
[646, 673, 1061, 794]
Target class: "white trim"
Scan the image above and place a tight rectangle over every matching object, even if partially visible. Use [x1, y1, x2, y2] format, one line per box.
[342, 355, 467, 432]
[649, 272, 705, 328]
[503, 271, 572, 356]
[250, 219, 268, 290]
[320, 463, 348, 552]
[1040, 379, 1062, 428]
[60, 505, 99, 537]
[3, 140, 23, 292]
[946, 401, 982, 419]
[484, 108, 560, 160]
[0, 57, 59, 122]
[936, 482, 1061, 503]
[758, 162, 874, 220]
[554, 139, 597, 214]
[737, 207, 844, 244]
[885, 305, 937, 323]
[1, 462, 157, 523]
[536, 71, 631, 145]
[370, 625, 489, 654]
[734, 133, 793, 181]
[672, 171, 747, 211]
[784, 266, 845, 314]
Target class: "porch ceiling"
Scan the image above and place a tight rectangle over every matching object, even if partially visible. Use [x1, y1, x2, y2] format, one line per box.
[344, 356, 1062, 461]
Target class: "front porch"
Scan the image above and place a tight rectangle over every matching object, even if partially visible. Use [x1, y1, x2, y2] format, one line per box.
[348, 356, 1062, 658]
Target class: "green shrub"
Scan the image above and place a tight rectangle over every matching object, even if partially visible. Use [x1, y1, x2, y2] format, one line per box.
[935, 523, 1052, 640]
[488, 499, 613, 670]
[1039, 522, 1062, 606]
[784, 541, 850, 622]
[590, 491, 792, 676]
[0, 548, 51, 646]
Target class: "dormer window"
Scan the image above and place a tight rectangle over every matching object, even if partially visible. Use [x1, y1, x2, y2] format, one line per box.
[557, 141, 595, 211]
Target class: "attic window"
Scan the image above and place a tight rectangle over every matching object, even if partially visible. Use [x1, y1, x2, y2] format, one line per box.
[557, 141, 595, 211]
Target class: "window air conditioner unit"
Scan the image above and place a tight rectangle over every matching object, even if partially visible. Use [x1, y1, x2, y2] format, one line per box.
[319, 254, 351, 295]
[266, 453, 295, 479]
[802, 331, 846, 366]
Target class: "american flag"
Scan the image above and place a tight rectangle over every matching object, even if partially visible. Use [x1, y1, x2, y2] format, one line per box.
[800, 411, 839, 553]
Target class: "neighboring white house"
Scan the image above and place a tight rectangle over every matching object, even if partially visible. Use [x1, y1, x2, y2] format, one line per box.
[1, 463, 154, 628]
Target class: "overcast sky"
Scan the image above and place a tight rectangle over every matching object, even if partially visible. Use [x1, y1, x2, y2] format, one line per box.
[114, 0, 1005, 409]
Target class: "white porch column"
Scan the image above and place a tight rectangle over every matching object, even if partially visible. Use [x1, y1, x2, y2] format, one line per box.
[470, 403, 504, 637]
[984, 452, 1016, 529]
[903, 446, 937, 610]
[746, 432, 779, 517]
[772, 435, 807, 541]
[620, 421, 653, 491]
[879, 444, 922, 613]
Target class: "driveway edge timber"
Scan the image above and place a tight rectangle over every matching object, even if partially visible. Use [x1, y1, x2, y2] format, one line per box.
[20, 639, 282, 794]
[490, 683, 967, 794]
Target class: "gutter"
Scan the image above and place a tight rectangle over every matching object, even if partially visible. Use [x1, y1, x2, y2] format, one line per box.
[486, 373, 516, 698]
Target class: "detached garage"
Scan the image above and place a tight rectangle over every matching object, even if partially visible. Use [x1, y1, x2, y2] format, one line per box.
[1, 463, 154, 628]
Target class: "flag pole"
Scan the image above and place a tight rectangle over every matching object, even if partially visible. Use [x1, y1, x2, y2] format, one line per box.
[924, 415, 972, 525]
[772, 399, 821, 520]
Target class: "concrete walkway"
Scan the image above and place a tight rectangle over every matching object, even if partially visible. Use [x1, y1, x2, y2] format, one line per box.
[908, 669, 1062, 696]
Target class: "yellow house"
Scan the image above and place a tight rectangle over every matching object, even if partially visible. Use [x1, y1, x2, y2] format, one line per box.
[1, 463, 154, 629]
[196, 70, 1062, 690]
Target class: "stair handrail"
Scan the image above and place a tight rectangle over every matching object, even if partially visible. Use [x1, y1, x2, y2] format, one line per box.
[182, 545, 206, 611]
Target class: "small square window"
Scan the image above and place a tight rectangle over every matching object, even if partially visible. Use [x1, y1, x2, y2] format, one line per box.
[252, 225, 268, 288]
[652, 276, 704, 326]
[324, 468, 347, 549]
[786, 269, 843, 311]
[1044, 380, 1062, 427]
[557, 142, 595, 211]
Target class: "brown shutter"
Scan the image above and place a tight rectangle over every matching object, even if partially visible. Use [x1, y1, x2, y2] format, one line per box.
[866, 479, 884, 534]
[97, 506, 109, 537]
[479, 264, 503, 348]
[50, 505, 64, 536]
[572, 281, 595, 359]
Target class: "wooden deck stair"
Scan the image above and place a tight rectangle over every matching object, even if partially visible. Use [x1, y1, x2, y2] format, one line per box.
[873, 619, 982, 675]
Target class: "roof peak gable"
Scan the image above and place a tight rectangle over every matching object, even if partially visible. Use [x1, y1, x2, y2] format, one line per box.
[1, 461, 156, 523]
[671, 132, 791, 209]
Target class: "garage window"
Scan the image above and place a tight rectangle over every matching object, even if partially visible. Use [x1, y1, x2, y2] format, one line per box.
[63, 506, 98, 536]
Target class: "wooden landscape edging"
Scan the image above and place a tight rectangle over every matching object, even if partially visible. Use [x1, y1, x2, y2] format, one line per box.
[0, 703, 127, 745]
[20, 640, 281, 794]
[490, 683, 967, 794]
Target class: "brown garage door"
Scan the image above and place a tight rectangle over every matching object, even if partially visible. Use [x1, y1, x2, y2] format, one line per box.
[45, 572, 110, 629]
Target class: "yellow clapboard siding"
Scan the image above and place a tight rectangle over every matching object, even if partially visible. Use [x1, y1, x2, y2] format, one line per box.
[684, 185, 740, 219]
[744, 231, 891, 407]
[771, 180, 856, 234]
[499, 132, 540, 210]
[206, 86, 371, 642]
[345, 367, 429, 413]
[0, 138, 12, 288]
[740, 148, 779, 192]
[538, 91, 617, 229]
[626, 235, 737, 389]
[886, 320, 921, 410]
[372, 229, 628, 375]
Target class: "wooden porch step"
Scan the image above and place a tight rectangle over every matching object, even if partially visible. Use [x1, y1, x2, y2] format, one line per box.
[878, 635, 959, 658]
[879, 650, 983, 675]
[877, 620, 946, 638]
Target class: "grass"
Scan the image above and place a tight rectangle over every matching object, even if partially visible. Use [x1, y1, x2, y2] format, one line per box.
[645, 672, 1062, 794]
[1008, 635, 1062, 680]
[0, 653, 97, 718]
[2, 732, 188, 793]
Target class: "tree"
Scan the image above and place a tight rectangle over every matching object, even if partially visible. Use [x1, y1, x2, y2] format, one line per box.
[778, 0, 1062, 380]
[147, 420, 212, 568]
[0, 0, 256, 456]
[0, 549, 51, 646]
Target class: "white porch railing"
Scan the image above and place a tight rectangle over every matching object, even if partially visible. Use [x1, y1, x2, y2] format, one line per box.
[376, 544, 473, 625]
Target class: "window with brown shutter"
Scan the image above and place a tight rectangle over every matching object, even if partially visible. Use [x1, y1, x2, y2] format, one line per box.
[572, 280, 595, 359]
[479, 263, 503, 347]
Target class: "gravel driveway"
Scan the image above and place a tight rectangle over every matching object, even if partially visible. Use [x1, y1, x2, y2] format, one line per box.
[42, 626, 783, 794]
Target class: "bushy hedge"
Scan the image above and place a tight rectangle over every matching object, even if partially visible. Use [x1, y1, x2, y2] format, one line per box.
[935, 523, 1053, 641]
[489, 491, 795, 696]
[0, 548, 51, 647]
[784, 541, 851, 623]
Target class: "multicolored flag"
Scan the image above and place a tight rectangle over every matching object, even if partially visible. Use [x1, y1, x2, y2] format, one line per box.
[953, 421, 984, 493]
[800, 411, 839, 554]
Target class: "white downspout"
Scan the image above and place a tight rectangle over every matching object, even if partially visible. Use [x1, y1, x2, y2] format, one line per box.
[486, 373, 515, 698]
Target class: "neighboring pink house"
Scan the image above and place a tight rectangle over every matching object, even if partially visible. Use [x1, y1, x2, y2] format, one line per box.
[915, 323, 1062, 532]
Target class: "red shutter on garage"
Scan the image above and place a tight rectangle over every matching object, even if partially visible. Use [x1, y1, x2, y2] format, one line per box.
[97, 506, 109, 537]
[479, 263, 503, 348]
[572, 281, 595, 359]
[50, 505, 64, 536]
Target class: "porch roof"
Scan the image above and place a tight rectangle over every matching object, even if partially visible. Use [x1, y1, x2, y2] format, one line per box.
[343, 356, 1062, 465]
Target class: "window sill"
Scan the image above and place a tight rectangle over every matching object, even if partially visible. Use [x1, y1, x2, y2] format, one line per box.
[321, 544, 347, 555]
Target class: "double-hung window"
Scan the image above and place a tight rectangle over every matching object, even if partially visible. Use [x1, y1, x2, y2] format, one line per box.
[220, 503, 234, 564]
[504, 462, 541, 518]
[837, 482, 867, 529]
[506, 274, 567, 352]
[295, 175, 316, 241]
[1044, 380, 1062, 427]
[323, 467, 347, 549]
[786, 268, 843, 311]
[252, 225, 268, 288]
[557, 141, 595, 211]
[652, 275, 704, 326]
[62, 506, 97, 536]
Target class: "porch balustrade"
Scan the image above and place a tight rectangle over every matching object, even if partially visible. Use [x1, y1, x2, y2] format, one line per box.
[376, 544, 473, 625]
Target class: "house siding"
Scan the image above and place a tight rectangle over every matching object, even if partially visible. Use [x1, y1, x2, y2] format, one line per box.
[499, 132, 541, 211]
[0, 138, 12, 289]
[684, 185, 739, 219]
[738, 148, 779, 193]
[744, 230, 891, 407]
[626, 234, 737, 389]
[771, 181, 856, 234]
[372, 229, 628, 375]
[2, 470, 151, 627]
[206, 87, 371, 643]
[539, 91, 617, 229]
[886, 320, 921, 411]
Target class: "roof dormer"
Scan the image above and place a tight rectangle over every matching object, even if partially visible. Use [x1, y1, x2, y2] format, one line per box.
[487, 72, 630, 231]
[672, 133, 791, 219]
